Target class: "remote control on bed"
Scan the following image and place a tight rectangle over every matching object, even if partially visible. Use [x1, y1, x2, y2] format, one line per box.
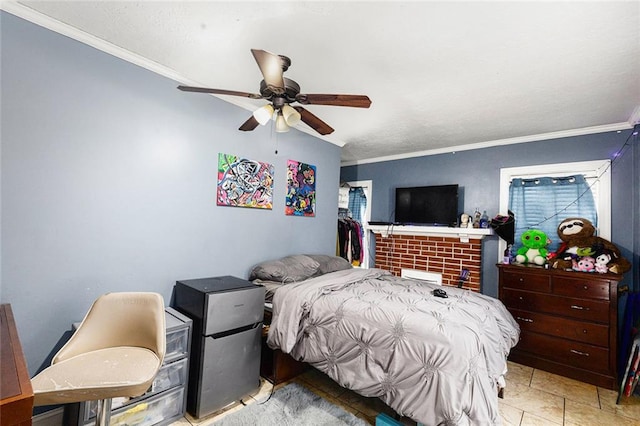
[433, 288, 448, 298]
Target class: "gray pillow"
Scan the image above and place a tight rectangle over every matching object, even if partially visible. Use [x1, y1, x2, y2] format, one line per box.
[306, 254, 352, 275]
[249, 255, 320, 283]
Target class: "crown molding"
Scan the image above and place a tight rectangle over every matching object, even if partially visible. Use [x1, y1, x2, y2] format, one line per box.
[629, 105, 640, 126]
[1, 2, 187, 83]
[341, 122, 632, 167]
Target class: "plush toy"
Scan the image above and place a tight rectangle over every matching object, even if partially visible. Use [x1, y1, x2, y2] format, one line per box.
[573, 256, 596, 273]
[515, 229, 550, 266]
[594, 252, 611, 274]
[549, 217, 631, 274]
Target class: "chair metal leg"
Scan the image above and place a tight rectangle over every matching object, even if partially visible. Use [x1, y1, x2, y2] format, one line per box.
[95, 398, 112, 426]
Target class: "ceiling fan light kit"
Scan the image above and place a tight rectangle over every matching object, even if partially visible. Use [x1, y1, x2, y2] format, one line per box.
[253, 104, 275, 125]
[177, 49, 371, 135]
[282, 104, 301, 126]
[275, 111, 290, 133]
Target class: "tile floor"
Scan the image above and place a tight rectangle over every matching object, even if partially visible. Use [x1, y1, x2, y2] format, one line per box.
[172, 362, 640, 425]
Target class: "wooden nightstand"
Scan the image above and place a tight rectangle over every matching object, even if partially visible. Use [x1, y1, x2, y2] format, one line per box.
[261, 307, 308, 384]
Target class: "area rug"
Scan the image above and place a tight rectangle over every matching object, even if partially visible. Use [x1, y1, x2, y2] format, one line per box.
[212, 382, 369, 426]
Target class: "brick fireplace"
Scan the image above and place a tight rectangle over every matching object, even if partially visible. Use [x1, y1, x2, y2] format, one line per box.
[370, 226, 491, 292]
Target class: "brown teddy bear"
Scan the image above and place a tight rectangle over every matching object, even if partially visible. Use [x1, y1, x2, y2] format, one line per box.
[549, 217, 631, 274]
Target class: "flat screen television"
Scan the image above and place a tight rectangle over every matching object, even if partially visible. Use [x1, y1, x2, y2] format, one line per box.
[395, 184, 459, 226]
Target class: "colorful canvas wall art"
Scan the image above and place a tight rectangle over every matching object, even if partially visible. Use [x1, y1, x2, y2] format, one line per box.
[217, 153, 274, 209]
[286, 160, 316, 217]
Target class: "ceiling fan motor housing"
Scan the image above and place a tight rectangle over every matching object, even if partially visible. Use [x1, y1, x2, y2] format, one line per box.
[260, 78, 300, 105]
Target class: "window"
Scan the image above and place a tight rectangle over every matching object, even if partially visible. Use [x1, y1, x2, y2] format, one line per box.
[509, 175, 597, 252]
[499, 160, 611, 259]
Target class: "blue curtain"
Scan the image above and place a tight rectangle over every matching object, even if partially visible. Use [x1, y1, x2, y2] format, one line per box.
[348, 187, 367, 224]
[509, 175, 597, 253]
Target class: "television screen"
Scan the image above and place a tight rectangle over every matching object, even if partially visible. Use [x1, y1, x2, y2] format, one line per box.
[395, 184, 459, 226]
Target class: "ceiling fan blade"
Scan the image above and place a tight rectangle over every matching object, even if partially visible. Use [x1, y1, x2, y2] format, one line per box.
[239, 115, 260, 132]
[178, 85, 262, 99]
[296, 94, 371, 108]
[293, 107, 334, 135]
[251, 49, 286, 94]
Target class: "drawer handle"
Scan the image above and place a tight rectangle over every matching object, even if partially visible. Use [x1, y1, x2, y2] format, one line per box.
[570, 305, 590, 311]
[570, 349, 590, 357]
[516, 316, 533, 323]
[583, 285, 588, 290]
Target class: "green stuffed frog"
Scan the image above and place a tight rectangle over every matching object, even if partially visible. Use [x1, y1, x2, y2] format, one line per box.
[515, 229, 550, 266]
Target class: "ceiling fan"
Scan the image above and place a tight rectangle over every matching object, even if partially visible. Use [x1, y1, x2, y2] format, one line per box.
[177, 49, 371, 135]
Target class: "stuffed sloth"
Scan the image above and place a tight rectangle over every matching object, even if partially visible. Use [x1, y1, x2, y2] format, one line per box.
[549, 217, 631, 274]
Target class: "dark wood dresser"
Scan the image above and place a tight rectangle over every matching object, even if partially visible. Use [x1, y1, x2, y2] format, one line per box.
[1, 304, 33, 426]
[261, 307, 307, 385]
[498, 263, 622, 390]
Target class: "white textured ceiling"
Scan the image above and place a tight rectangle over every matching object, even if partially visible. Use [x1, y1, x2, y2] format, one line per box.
[4, 1, 640, 164]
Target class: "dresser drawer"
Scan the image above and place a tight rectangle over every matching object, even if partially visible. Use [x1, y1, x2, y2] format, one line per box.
[501, 270, 551, 293]
[552, 276, 610, 301]
[509, 308, 609, 347]
[516, 332, 610, 374]
[502, 288, 609, 323]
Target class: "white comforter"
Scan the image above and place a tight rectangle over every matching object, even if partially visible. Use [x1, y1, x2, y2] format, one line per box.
[267, 268, 519, 426]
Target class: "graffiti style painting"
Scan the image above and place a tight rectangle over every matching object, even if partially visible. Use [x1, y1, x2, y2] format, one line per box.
[285, 159, 316, 217]
[217, 153, 274, 209]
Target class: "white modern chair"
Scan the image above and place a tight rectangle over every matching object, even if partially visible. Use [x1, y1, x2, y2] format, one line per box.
[31, 292, 166, 426]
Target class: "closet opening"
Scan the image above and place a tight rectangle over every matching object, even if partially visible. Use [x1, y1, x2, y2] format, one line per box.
[338, 180, 373, 269]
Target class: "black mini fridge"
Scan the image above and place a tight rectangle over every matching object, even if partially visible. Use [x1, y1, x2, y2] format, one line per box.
[172, 276, 264, 418]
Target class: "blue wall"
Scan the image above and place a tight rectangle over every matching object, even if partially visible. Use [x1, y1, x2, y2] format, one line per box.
[341, 131, 638, 297]
[0, 12, 341, 374]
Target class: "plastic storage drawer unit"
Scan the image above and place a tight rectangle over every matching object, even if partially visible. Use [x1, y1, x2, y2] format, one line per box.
[67, 307, 192, 426]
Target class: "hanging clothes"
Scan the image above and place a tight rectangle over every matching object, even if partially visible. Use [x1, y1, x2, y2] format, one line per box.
[348, 187, 367, 224]
[337, 217, 363, 266]
[337, 185, 367, 267]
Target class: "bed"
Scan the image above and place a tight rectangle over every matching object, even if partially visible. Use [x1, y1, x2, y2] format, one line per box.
[250, 255, 520, 426]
